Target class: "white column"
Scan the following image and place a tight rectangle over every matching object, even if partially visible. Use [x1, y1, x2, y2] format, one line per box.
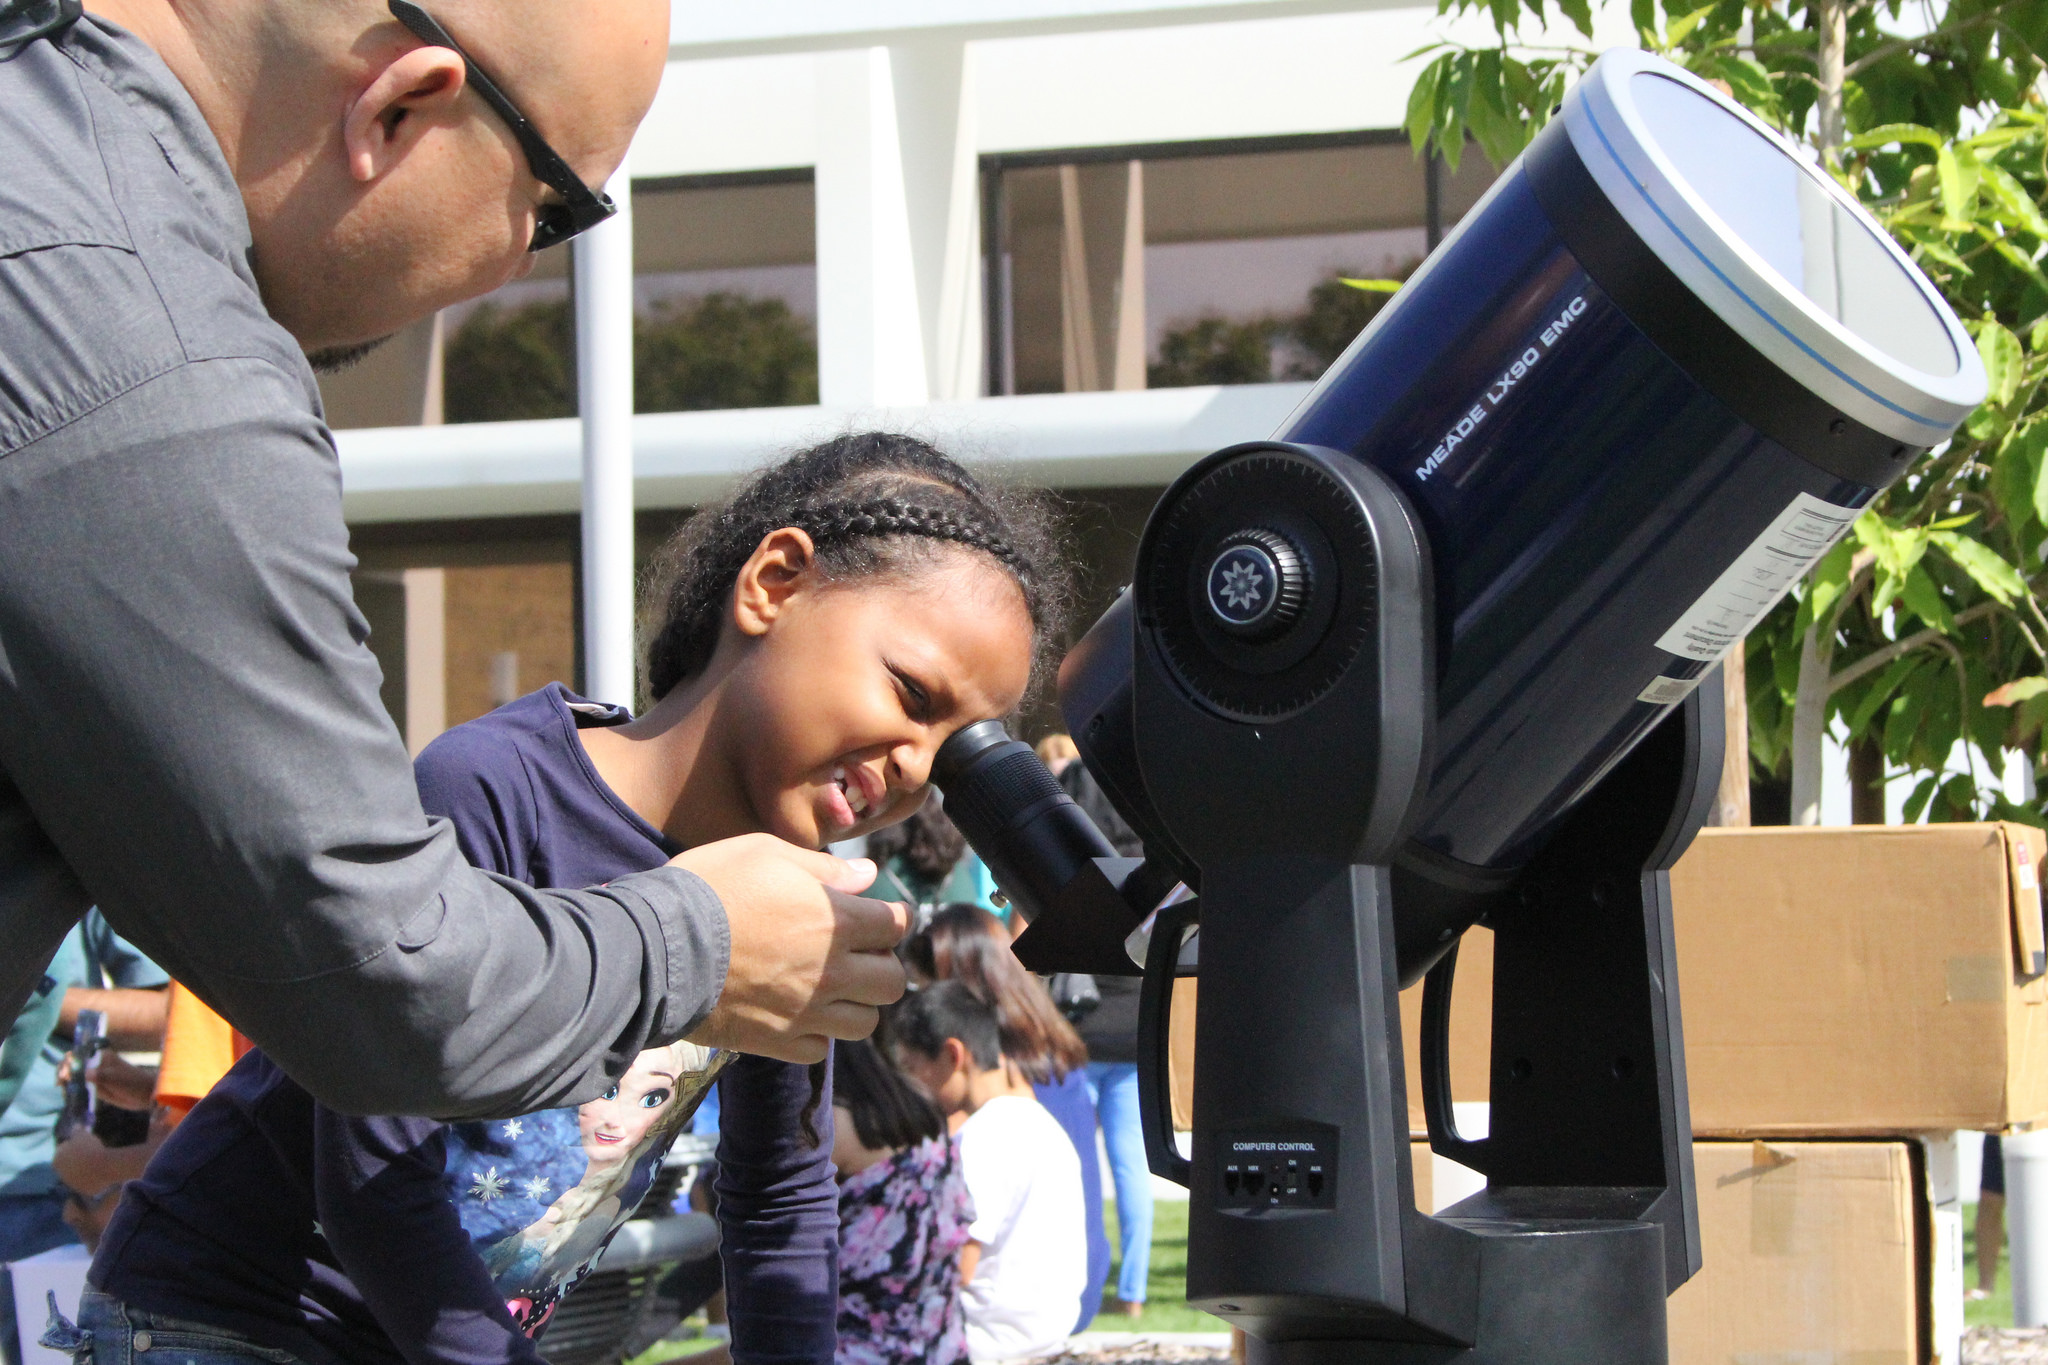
[1924, 1133, 1965, 1365]
[2009, 1130, 2048, 1324]
[576, 161, 638, 708]
[890, 37, 983, 402]
[815, 42, 986, 407]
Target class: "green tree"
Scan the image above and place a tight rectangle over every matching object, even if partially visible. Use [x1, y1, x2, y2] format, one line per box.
[1149, 315, 1283, 388]
[635, 292, 818, 412]
[446, 299, 576, 423]
[1283, 266, 1421, 379]
[1149, 263, 1422, 389]
[1408, 0, 2045, 824]
[444, 292, 819, 424]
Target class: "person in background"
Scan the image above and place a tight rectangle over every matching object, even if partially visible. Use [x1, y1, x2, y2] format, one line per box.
[0, 989, 61, 1126]
[49, 984, 255, 1258]
[0, 914, 167, 1365]
[867, 802, 984, 918]
[1033, 735, 1079, 776]
[905, 906, 1111, 1329]
[1055, 759, 1155, 1318]
[831, 1038, 974, 1365]
[889, 983, 1084, 1364]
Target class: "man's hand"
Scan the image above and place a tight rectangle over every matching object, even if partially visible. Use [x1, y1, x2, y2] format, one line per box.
[674, 835, 909, 1063]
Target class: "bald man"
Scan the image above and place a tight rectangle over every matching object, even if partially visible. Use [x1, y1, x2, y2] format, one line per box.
[0, 0, 907, 1119]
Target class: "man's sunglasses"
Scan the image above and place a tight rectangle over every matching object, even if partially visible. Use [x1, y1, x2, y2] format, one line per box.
[387, 0, 616, 251]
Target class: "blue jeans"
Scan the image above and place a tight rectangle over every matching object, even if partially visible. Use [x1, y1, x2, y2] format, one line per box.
[1085, 1061, 1153, 1305]
[43, 1291, 308, 1365]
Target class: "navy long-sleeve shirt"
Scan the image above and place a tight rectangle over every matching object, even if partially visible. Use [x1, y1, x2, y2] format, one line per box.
[94, 686, 838, 1365]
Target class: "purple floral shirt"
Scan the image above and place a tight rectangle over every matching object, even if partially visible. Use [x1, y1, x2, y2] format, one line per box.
[837, 1136, 974, 1365]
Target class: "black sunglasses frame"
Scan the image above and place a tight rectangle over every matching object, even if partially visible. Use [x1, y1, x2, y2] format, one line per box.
[387, 0, 616, 251]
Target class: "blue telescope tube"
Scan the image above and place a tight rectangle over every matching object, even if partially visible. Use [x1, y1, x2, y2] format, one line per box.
[1280, 51, 1982, 875]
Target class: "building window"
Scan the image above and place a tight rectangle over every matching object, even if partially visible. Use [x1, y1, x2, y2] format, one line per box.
[984, 135, 1496, 395]
[434, 172, 820, 424]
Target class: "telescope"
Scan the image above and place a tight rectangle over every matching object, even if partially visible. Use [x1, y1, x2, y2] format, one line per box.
[933, 50, 1982, 1364]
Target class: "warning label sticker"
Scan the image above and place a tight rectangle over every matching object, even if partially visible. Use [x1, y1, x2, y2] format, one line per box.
[1655, 493, 1860, 662]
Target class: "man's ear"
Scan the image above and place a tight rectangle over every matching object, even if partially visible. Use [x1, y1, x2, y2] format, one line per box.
[732, 528, 820, 639]
[943, 1037, 973, 1079]
[343, 45, 469, 183]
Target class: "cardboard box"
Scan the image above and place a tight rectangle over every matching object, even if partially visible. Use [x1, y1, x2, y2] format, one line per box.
[1408, 1140, 1935, 1365]
[1668, 1141, 1923, 1365]
[1174, 824, 2048, 1135]
[1672, 824, 2048, 1135]
[1378, 823, 2048, 1136]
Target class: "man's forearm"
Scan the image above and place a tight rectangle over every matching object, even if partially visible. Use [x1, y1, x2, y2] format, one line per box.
[61, 987, 168, 1050]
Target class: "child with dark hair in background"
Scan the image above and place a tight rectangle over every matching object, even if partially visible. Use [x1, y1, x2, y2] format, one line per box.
[889, 983, 1084, 1364]
[866, 802, 981, 914]
[830, 1038, 973, 1365]
[904, 905, 1111, 1329]
[79, 433, 1073, 1365]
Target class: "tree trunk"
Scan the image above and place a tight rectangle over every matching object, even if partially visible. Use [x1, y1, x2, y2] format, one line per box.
[1848, 737, 1887, 823]
[1712, 641, 1752, 825]
[1814, 0, 1849, 158]
[1789, 621, 1832, 824]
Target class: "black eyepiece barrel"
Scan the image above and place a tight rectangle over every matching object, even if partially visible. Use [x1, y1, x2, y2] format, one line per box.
[932, 720, 1118, 925]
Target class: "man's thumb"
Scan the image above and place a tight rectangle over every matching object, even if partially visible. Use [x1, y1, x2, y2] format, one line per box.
[784, 846, 878, 893]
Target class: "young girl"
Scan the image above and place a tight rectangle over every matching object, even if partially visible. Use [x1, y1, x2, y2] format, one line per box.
[830, 1038, 973, 1365]
[72, 433, 1070, 1365]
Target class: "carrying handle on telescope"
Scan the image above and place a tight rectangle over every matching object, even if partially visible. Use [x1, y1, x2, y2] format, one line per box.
[1420, 941, 1490, 1174]
[1137, 897, 1198, 1187]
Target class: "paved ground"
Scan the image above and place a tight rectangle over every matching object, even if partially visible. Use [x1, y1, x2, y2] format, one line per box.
[1968, 1327, 2048, 1362]
[1053, 1332, 1235, 1363]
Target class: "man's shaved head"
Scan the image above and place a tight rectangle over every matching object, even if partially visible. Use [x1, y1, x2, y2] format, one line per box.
[86, 0, 669, 351]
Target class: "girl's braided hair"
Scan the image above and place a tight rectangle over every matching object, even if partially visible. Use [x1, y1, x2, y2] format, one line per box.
[642, 432, 1072, 700]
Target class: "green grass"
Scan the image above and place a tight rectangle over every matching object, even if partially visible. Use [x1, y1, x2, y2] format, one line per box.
[1967, 1200, 2014, 1329]
[1085, 1198, 1225, 1335]
[630, 1197, 1223, 1362]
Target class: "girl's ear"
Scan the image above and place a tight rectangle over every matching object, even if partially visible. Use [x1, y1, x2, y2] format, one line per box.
[731, 528, 819, 638]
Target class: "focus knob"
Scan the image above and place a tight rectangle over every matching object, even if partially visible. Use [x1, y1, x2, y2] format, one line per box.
[1204, 527, 1309, 639]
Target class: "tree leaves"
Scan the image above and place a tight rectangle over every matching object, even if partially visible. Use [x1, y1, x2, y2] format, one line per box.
[1979, 318, 2025, 406]
[1986, 676, 2048, 706]
[1415, 0, 2048, 820]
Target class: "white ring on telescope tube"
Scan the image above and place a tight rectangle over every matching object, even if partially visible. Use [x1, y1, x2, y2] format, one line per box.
[1560, 50, 1984, 446]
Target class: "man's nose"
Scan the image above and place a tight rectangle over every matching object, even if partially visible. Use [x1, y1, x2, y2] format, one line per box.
[514, 253, 540, 281]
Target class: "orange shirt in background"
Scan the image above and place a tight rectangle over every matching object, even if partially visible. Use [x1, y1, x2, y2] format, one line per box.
[155, 983, 252, 1117]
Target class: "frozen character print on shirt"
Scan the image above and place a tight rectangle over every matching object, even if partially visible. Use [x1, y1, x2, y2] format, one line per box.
[443, 1041, 731, 1335]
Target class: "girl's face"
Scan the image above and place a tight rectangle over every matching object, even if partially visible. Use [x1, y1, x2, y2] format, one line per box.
[724, 543, 1035, 850]
[578, 1049, 680, 1164]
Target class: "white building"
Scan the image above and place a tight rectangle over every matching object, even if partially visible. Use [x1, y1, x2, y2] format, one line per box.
[330, 0, 1623, 744]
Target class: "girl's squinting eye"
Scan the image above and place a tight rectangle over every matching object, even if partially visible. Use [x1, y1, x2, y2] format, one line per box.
[640, 1088, 672, 1110]
[601, 1084, 619, 1101]
[890, 665, 933, 720]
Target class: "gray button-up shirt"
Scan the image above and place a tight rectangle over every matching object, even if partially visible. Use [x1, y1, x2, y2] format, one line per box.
[0, 16, 728, 1118]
